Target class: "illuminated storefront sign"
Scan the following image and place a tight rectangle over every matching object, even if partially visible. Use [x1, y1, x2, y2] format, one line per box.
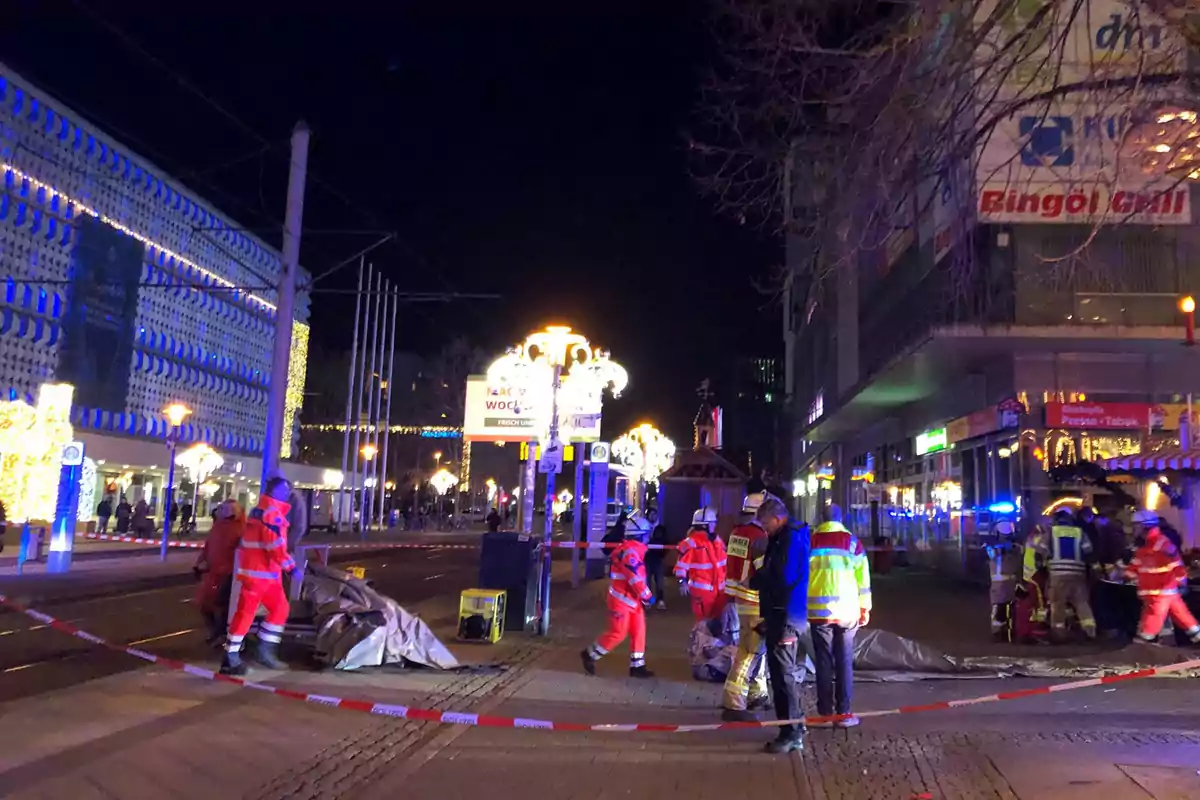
[915, 427, 948, 456]
[1045, 402, 1150, 429]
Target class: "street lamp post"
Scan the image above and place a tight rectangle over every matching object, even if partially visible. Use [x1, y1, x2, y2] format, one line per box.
[486, 325, 627, 635]
[359, 443, 378, 537]
[160, 403, 192, 561]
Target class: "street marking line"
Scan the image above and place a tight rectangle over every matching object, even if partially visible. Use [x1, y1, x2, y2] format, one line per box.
[0, 592, 1196, 733]
[127, 629, 196, 646]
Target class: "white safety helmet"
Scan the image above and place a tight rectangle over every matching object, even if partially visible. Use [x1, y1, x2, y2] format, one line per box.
[742, 492, 766, 515]
[1132, 509, 1160, 527]
[994, 520, 1014, 537]
[691, 506, 718, 531]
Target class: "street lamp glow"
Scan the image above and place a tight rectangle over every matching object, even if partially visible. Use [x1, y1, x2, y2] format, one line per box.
[361, 443, 379, 460]
[175, 443, 224, 483]
[1182, 295, 1196, 314]
[612, 423, 676, 486]
[430, 468, 459, 496]
[164, 402, 192, 427]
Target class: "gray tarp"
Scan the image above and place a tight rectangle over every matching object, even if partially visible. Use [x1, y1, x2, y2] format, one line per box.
[301, 562, 460, 671]
[692, 620, 1200, 683]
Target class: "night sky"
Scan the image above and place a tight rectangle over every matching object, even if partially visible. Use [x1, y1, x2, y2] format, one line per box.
[2, 2, 778, 444]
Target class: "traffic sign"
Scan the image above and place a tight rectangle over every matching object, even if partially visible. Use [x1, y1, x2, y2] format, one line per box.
[538, 441, 564, 474]
[590, 441, 610, 464]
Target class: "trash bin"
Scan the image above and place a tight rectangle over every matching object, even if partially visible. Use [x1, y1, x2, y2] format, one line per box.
[478, 532, 539, 634]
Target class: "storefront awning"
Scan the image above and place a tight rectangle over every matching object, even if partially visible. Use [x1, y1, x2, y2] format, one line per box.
[1100, 450, 1200, 473]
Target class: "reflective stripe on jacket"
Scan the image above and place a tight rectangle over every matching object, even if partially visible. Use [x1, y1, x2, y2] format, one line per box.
[1044, 525, 1091, 574]
[235, 496, 295, 581]
[674, 530, 726, 595]
[807, 521, 871, 624]
[1125, 529, 1188, 597]
[725, 521, 769, 610]
[609, 539, 653, 610]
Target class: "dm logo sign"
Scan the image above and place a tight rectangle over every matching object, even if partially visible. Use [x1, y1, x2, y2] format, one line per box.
[1018, 116, 1074, 167]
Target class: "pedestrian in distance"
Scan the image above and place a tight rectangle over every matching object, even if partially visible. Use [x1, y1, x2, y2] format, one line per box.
[581, 520, 656, 678]
[485, 507, 502, 532]
[806, 503, 871, 729]
[96, 495, 113, 534]
[749, 494, 811, 755]
[114, 497, 132, 533]
[221, 473, 297, 676]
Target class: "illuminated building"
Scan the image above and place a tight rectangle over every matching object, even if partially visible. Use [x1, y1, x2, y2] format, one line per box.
[0, 64, 328, 516]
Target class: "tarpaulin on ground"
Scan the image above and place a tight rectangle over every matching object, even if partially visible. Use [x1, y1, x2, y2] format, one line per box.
[301, 562, 459, 671]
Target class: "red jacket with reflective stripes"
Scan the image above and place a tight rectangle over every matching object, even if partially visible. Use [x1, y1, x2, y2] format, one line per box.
[1125, 529, 1188, 597]
[235, 496, 295, 581]
[608, 540, 653, 611]
[674, 529, 727, 596]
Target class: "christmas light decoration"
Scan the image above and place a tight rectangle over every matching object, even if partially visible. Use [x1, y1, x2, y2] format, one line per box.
[281, 321, 309, 459]
[79, 457, 97, 521]
[0, 382, 75, 522]
[175, 443, 224, 483]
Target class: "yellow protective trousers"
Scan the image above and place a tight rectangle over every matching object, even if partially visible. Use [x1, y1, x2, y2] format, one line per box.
[721, 606, 770, 711]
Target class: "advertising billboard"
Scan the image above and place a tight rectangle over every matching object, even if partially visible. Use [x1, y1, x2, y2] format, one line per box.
[462, 375, 603, 443]
[1045, 402, 1150, 429]
[973, 0, 1189, 225]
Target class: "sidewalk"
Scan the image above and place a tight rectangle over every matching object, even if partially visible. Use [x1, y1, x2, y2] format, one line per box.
[1, 570, 1198, 799]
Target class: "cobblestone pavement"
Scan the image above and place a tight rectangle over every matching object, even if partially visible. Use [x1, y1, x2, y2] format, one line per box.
[1, 573, 1199, 799]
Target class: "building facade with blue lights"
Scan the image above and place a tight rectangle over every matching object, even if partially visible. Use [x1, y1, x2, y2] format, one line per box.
[0, 63, 325, 520]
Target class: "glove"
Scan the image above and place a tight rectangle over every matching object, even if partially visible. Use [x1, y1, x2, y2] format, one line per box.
[642, 595, 654, 607]
[1014, 583, 1028, 599]
[858, 609, 870, 627]
[678, 580, 690, 597]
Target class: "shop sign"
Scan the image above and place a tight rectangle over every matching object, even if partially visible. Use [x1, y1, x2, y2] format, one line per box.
[947, 399, 1026, 444]
[915, 427, 948, 455]
[1045, 402, 1150, 429]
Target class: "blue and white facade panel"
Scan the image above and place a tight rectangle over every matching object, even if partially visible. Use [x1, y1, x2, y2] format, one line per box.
[0, 63, 310, 455]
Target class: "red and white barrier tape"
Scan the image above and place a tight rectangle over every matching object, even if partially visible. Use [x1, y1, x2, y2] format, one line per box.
[79, 532, 906, 555]
[0, 591, 1193, 733]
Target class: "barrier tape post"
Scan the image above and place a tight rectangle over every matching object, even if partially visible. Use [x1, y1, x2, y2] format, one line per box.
[0, 592, 1195, 733]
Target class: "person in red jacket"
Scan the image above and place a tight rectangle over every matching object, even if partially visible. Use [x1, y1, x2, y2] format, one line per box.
[581, 527, 656, 678]
[194, 499, 245, 644]
[221, 474, 297, 675]
[675, 507, 728, 622]
[1125, 511, 1200, 644]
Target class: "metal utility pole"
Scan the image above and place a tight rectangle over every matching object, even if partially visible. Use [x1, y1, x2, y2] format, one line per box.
[351, 263, 374, 533]
[337, 258, 365, 534]
[261, 121, 310, 486]
[538, 365, 563, 635]
[360, 272, 383, 536]
[377, 287, 398, 530]
[367, 280, 388, 531]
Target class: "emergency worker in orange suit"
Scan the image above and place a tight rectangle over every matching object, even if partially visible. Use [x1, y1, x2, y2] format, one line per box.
[675, 507, 728, 622]
[721, 492, 773, 721]
[581, 525, 656, 678]
[1125, 510, 1200, 644]
[221, 474, 296, 675]
[194, 499, 245, 644]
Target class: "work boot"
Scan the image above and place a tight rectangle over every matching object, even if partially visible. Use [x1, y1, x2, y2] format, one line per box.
[764, 731, 805, 755]
[747, 695, 773, 712]
[629, 665, 655, 679]
[721, 708, 758, 723]
[219, 651, 248, 677]
[253, 640, 287, 670]
[580, 649, 597, 676]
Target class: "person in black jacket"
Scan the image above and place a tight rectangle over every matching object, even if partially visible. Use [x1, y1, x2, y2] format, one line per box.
[644, 508, 668, 609]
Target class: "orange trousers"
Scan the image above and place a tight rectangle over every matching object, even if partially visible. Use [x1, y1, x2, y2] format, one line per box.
[1137, 593, 1200, 641]
[690, 592, 727, 623]
[591, 605, 647, 667]
[227, 576, 290, 638]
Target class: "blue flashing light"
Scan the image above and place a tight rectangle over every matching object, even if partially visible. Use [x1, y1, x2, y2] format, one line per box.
[988, 501, 1016, 515]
